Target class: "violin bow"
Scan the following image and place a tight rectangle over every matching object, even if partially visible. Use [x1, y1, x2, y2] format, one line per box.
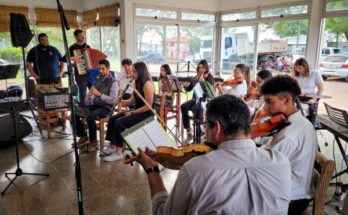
[129, 84, 184, 146]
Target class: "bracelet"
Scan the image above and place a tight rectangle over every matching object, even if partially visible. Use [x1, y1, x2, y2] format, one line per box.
[145, 166, 160, 174]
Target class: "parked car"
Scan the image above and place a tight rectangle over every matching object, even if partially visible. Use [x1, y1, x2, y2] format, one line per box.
[319, 55, 348, 81]
[137, 53, 164, 64]
[342, 46, 348, 57]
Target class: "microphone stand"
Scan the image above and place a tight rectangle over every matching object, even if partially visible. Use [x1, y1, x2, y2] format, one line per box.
[57, 1, 84, 214]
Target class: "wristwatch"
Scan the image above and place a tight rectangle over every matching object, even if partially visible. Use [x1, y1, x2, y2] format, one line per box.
[145, 166, 160, 174]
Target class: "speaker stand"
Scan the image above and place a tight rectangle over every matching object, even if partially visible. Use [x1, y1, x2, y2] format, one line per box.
[1, 103, 49, 196]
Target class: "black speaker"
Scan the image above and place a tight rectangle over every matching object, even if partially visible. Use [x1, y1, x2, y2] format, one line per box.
[0, 114, 32, 148]
[10, 13, 34, 47]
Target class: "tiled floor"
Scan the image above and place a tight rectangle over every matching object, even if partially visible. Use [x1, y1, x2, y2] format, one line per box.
[0, 114, 347, 215]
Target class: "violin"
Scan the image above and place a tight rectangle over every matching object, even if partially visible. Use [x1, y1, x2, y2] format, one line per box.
[123, 144, 215, 170]
[250, 114, 290, 139]
[221, 76, 243, 87]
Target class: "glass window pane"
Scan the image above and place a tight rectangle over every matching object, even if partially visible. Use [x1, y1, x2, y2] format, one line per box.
[101, 27, 120, 71]
[136, 8, 177, 19]
[36, 27, 75, 54]
[181, 12, 215, 22]
[135, 24, 165, 73]
[179, 26, 214, 72]
[326, 1, 348, 12]
[221, 11, 256, 21]
[86, 27, 101, 50]
[220, 26, 255, 74]
[261, 5, 308, 18]
[258, 20, 308, 73]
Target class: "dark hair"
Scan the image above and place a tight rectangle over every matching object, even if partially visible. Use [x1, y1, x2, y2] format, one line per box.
[159, 64, 172, 80]
[294, 58, 310, 77]
[121, 58, 132, 66]
[235, 64, 250, 86]
[98, 59, 110, 69]
[206, 94, 250, 136]
[260, 75, 301, 102]
[38, 33, 47, 41]
[133, 61, 152, 93]
[197, 59, 209, 73]
[257, 69, 272, 80]
[74, 29, 84, 37]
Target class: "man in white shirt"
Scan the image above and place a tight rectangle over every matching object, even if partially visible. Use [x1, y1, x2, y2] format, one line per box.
[260, 75, 318, 215]
[117, 58, 133, 100]
[138, 94, 291, 215]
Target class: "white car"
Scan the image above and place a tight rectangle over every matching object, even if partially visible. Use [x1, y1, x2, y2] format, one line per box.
[319, 55, 348, 81]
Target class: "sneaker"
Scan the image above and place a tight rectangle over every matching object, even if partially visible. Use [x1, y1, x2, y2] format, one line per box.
[101, 147, 115, 156]
[104, 152, 123, 162]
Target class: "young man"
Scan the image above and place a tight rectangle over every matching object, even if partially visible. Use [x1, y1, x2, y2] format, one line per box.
[26, 33, 65, 84]
[260, 75, 318, 215]
[74, 59, 118, 149]
[138, 95, 291, 214]
[68, 29, 91, 104]
[117, 58, 133, 100]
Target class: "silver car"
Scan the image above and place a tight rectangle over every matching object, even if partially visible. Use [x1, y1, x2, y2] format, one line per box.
[319, 55, 348, 81]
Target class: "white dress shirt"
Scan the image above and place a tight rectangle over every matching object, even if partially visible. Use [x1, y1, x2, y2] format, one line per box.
[152, 139, 291, 215]
[116, 72, 133, 94]
[222, 80, 248, 97]
[263, 111, 318, 200]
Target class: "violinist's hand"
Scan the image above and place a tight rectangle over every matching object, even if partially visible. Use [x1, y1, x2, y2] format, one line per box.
[137, 147, 159, 169]
[181, 82, 190, 88]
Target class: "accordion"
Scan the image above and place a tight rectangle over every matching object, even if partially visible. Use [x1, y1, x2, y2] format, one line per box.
[73, 48, 107, 75]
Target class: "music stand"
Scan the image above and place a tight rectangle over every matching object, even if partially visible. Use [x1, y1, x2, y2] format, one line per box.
[1, 65, 49, 196]
[167, 75, 181, 93]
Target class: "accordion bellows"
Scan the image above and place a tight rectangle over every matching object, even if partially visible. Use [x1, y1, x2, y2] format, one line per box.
[73, 48, 107, 75]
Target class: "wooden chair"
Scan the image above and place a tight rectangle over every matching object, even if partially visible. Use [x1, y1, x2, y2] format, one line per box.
[154, 94, 166, 126]
[96, 116, 109, 149]
[163, 91, 181, 130]
[312, 151, 335, 215]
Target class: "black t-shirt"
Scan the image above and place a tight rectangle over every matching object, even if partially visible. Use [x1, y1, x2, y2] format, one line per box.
[26, 45, 62, 79]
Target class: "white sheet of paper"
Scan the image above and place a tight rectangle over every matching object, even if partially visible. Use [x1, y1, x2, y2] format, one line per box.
[124, 129, 156, 154]
[142, 120, 176, 148]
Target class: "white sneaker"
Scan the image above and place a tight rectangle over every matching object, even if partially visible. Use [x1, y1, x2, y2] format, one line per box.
[101, 147, 115, 156]
[104, 152, 123, 162]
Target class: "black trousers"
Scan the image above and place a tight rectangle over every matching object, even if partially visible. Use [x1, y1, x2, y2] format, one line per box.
[288, 198, 311, 215]
[37, 77, 61, 85]
[105, 111, 153, 147]
[75, 106, 110, 142]
[307, 103, 318, 125]
[181, 99, 201, 130]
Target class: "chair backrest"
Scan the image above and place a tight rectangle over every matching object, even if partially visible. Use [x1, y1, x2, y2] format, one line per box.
[312, 151, 335, 215]
[324, 102, 348, 128]
[154, 94, 166, 122]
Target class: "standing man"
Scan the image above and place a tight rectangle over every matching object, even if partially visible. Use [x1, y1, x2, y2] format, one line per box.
[117, 58, 133, 100]
[74, 59, 118, 148]
[138, 95, 291, 214]
[26, 33, 65, 84]
[67, 29, 91, 104]
[260, 75, 318, 215]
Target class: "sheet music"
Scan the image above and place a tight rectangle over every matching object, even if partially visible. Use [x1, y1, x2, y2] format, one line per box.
[124, 129, 157, 154]
[142, 120, 176, 148]
[122, 118, 176, 154]
[193, 83, 204, 99]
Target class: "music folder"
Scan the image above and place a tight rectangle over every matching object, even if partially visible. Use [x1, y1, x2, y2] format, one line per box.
[121, 117, 177, 154]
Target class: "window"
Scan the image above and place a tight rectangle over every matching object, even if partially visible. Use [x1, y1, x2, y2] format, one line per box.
[326, 0, 348, 12]
[181, 12, 215, 22]
[136, 8, 177, 19]
[221, 11, 256, 21]
[261, 5, 308, 18]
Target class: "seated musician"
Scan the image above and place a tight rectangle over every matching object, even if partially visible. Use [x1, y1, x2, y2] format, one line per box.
[244, 69, 272, 116]
[118, 58, 134, 100]
[74, 59, 119, 149]
[181, 59, 214, 143]
[157, 64, 174, 106]
[260, 75, 318, 215]
[137, 94, 291, 214]
[215, 64, 249, 97]
[103, 61, 155, 161]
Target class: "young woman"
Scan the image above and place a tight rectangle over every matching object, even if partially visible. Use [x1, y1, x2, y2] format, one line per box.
[158, 64, 174, 106]
[181, 59, 214, 143]
[215, 64, 249, 97]
[104, 61, 155, 161]
[292, 58, 324, 124]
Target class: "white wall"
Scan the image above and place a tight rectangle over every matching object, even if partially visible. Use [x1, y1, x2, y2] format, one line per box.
[0, 0, 79, 10]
